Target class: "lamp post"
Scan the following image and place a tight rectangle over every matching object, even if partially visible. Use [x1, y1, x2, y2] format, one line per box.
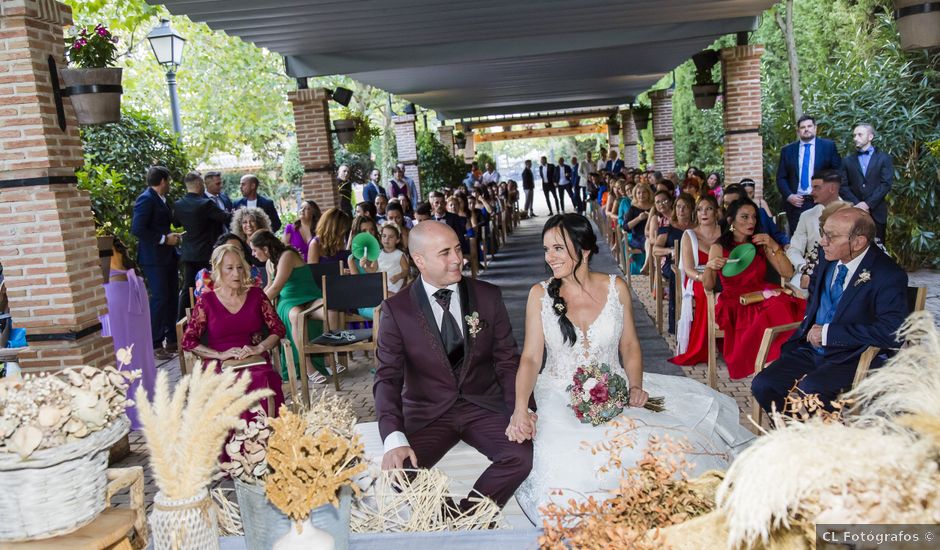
[147, 19, 186, 135]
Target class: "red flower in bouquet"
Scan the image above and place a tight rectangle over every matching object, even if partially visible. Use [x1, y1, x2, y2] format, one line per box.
[589, 383, 609, 404]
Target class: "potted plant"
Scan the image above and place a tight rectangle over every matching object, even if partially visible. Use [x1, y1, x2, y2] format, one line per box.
[607, 115, 621, 135]
[333, 108, 378, 153]
[454, 131, 467, 150]
[63, 24, 123, 125]
[631, 104, 652, 131]
[691, 49, 721, 110]
[893, 0, 940, 50]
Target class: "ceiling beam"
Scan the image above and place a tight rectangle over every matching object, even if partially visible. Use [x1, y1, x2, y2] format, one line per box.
[474, 124, 608, 143]
[463, 110, 617, 130]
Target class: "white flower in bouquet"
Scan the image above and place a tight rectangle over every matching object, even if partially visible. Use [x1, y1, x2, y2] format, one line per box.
[582, 378, 598, 394]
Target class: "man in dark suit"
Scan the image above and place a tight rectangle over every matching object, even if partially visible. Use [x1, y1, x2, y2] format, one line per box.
[751, 209, 908, 413]
[556, 156, 576, 213]
[605, 149, 624, 175]
[173, 171, 231, 320]
[131, 166, 182, 359]
[428, 191, 468, 254]
[203, 170, 233, 234]
[840, 123, 893, 242]
[538, 156, 559, 215]
[374, 221, 533, 510]
[521, 159, 535, 217]
[234, 174, 281, 233]
[362, 168, 387, 204]
[776, 114, 842, 235]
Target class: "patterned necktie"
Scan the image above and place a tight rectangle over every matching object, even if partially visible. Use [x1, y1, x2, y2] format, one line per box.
[433, 288, 464, 369]
[799, 142, 812, 194]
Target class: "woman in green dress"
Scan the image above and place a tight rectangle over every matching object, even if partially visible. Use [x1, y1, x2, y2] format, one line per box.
[249, 230, 328, 381]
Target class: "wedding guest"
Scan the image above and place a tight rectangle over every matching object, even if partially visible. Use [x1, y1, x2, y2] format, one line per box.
[796, 201, 853, 293]
[234, 174, 281, 233]
[577, 153, 593, 211]
[623, 183, 654, 275]
[397, 194, 415, 218]
[282, 200, 321, 262]
[347, 215, 381, 274]
[203, 170, 233, 234]
[840, 123, 894, 242]
[521, 159, 536, 217]
[671, 195, 722, 363]
[388, 166, 409, 200]
[704, 172, 722, 199]
[555, 156, 576, 213]
[538, 156, 559, 215]
[702, 198, 805, 379]
[596, 147, 608, 172]
[181, 244, 286, 418]
[131, 166, 181, 360]
[752, 208, 907, 413]
[231, 206, 273, 283]
[358, 222, 410, 294]
[414, 202, 432, 223]
[605, 149, 624, 174]
[375, 194, 389, 225]
[193, 233, 263, 299]
[740, 178, 773, 215]
[787, 170, 843, 288]
[335, 163, 354, 216]
[616, 180, 633, 229]
[654, 193, 695, 334]
[429, 191, 469, 253]
[355, 201, 377, 220]
[308, 207, 352, 265]
[249, 230, 327, 382]
[395, 163, 420, 207]
[722, 183, 789, 246]
[362, 168, 387, 204]
[481, 162, 500, 185]
[680, 178, 701, 199]
[645, 190, 674, 271]
[776, 114, 842, 235]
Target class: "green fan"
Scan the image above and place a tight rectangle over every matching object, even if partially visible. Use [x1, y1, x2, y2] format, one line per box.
[351, 232, 381, 262]
[722, 243, 757, 277]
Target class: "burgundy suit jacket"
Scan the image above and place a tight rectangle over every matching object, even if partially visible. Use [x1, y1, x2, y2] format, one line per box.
[373, 277, 524, 441]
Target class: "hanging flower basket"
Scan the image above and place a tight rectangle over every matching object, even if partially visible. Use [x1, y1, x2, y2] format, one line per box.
[333, 119, 359, 146]
[691, 83, 720, 110]
[893, 0, 940, 50]
[632, 106, 651, 131]
[454, 132, 467, 150]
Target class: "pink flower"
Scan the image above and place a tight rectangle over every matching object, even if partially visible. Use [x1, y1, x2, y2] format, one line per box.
[590, 383, 609, 404]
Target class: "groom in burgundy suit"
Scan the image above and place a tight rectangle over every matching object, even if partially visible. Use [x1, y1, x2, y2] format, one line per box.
[373, 221, 534, 509]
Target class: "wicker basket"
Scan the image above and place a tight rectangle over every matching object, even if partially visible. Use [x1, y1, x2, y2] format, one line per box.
[0, 416, 130, 541]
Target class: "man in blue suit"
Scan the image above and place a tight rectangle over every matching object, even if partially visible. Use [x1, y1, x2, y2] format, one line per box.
[776, 114, 842, 236]
[751, 208, 908, 413]
[605, 149, 624, 175]
[131, 166, 182, 359]
[234, 174, 282, 233]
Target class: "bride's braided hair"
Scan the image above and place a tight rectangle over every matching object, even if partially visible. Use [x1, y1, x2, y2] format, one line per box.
[543, 214, 599, 346]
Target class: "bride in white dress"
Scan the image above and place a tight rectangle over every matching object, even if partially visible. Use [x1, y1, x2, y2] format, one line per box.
[509, 214, 754, 523]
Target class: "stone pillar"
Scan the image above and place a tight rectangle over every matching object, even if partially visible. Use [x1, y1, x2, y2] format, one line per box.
[606, 115, 620, 155]
[462, 129, 475, 163]
[650, 89, 675, 172]
[437, 125, 455, 156]
[0, 0, 113, 372]
[393, 114, 421, 199]
[620, 108, 639, 169]
[720, 44, 765, 194]
[288, 87, 338, 207]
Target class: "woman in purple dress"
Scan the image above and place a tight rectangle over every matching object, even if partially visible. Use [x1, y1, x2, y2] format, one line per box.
[100, 240, 156, 430]
[181, 244, 286, 419]
[282, 200, 320, 262]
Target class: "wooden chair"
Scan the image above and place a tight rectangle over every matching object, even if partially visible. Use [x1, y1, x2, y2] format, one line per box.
[672, 241, 682, 318]
[704, 287, 725, 390]
[774, 212, 789, 237]
[750, 285, 928, 430]
[276, 338, 308, 409]
[175, 308, 192, 377]
[295, 262, 344, 391]
[652, 257, 665, 334]
[303, 272, 388, 390]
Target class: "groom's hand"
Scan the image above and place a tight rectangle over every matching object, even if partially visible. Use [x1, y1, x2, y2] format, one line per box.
[382, 446, 418, 470]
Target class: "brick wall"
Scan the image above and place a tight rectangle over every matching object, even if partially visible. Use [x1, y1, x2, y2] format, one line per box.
[721, 45, 765, 194]
[288, 87, 338, 207]
[650, 89, 675, 173]
[620, 108, 639, 168]
[393, 114, 421, 198]
[437, 125, 455, 156]
[0, 0, 113, 371]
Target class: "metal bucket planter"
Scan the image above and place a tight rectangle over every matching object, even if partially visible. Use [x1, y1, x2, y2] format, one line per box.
[60, 67, 123, 125]
[692, 83, 720, 110]
[234, 480, 352, 550]
[893, 1, 940, 50]
[632, 109, 651, 131]
[333, 119, 358, 146]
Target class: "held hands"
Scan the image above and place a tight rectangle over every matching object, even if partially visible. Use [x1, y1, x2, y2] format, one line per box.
[381, 446, 418, 471]
[628, 387, 649, 408]
[787, 194, 804, 208]
[506, 410, 538, 443]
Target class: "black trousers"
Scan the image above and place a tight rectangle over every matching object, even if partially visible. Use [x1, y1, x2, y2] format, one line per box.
[523, 187, 535, 214]
[142, 262, 179, 347]
[557, 184, 579, 212]
[542, 185, 560, 214]
[178, 260, 210, 321]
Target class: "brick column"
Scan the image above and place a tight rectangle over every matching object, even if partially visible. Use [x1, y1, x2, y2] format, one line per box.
[620, 108, 639, 169]
[0, 0, 113, 372]
[463, 130, 475, 164]
[650, 89, 675, 172]
[393, 114, 421, 199]
[288, 87, 338, 207]
[720, 45, 765, 194]
[606, 114, 620, 155]
[437, 125, 455, 156]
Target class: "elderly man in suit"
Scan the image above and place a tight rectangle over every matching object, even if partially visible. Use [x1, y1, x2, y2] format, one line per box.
[776, 114, 842, 235]
[131, 166, 182, 359]
[374, 220, 533, 510]
[751, 209, 908, 413]
[234, 174, 281, 233]
[840, 123, 894, 242]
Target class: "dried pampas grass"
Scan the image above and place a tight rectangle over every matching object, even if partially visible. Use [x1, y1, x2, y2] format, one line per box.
[136, 364, 272, 500]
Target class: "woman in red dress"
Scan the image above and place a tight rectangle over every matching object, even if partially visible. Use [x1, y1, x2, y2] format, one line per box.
[670, 195, 722, 365]
[702, 198, 805, 379]
[181, 244, 286, 419]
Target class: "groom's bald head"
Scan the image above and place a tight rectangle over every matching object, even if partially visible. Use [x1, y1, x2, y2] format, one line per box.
[410, 221, 463, 287]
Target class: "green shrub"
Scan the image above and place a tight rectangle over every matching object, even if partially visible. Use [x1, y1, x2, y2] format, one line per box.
[417, 130, 466, 197]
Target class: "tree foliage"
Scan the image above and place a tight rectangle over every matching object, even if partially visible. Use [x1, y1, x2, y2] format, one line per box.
[417, 130, 466, 195]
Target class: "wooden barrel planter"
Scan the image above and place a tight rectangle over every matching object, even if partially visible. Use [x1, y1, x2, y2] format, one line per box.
[60, 68, 123, 125]
[692, 83, 720, 109]
[893, 0, 940, 50]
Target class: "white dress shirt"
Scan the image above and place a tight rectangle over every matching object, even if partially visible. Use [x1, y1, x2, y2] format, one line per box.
[383, 277, 463, 453]
[796, 138, 816, 195]
[481, 170, 500, 184]
[539, 164, 550, 183]
[577, 161, 591, 186]
[246, 198, 258, 209]
[596, 159, 607, 172]
[821, 246, 870, 346]
[786, 203, 824, 278]
[557, 165, 570, 186]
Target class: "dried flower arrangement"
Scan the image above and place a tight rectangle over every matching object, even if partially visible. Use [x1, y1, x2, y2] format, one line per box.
[264, 406, 367, 528]
[0, 346, 138, 458]
[136, 364, 272, 500]
[538, 419, 717, 550]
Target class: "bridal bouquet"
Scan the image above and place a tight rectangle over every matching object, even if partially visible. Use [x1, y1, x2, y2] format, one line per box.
[568, 362, 664, 426]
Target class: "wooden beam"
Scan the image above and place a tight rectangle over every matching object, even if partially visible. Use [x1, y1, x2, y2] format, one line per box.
[468, 111, 616, 130]
[474, 124, 608, 143]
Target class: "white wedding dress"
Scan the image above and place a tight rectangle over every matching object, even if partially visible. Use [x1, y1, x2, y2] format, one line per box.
[515, 274, 754, 522]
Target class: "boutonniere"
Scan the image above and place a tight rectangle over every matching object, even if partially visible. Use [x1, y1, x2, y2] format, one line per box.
[854, 269, 871, 287]
[465, 311, 485, 337]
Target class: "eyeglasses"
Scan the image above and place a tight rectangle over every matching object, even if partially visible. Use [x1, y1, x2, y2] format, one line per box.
[655, 199, 671, 206]
[819, 230, 845, 241]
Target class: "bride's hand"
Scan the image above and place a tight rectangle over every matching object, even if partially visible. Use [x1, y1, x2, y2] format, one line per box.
[506, 411, 535, 443]
[628, 387, 649, 408]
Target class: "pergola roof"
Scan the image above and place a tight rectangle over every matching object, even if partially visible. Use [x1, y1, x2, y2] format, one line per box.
[154, 0, 776, 119]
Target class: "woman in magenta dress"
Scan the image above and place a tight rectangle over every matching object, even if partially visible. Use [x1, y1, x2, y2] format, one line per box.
[701, 197, 805, 379]
[181, 244, 286, 419]
[282, 200, 320, 262]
